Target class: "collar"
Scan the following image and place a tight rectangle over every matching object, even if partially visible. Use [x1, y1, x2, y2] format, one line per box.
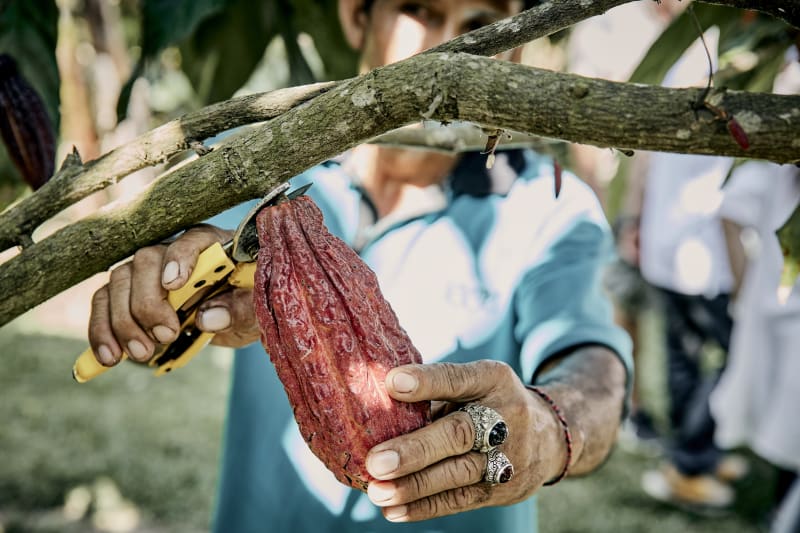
[448, 149, 528, 197]
[326, 148, 530, 250]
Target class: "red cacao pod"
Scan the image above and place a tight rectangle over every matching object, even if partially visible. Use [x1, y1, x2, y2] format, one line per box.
[253, 195, 431, 490]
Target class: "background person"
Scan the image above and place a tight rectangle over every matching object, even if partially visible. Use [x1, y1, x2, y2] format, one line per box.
[710, 48, 800, 532]
[634, 25, 745, 511]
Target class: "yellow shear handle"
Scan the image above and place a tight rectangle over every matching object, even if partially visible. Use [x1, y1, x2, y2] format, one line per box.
[72, 242, 236, 383]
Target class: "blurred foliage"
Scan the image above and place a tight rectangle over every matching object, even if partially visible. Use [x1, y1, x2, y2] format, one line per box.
[627, 4, 798, 283]
[630, 4, 794, 92]
[141, 0, 228, 58]
[118, 0, 357, 116]
[0, 141, 27, 210]
[178, 0, 285, 107]
[778, 204, 800, 283]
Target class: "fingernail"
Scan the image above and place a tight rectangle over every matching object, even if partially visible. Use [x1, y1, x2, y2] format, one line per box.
[368, 450, 399, 477]
[97, 345, 114, 366]
[199, 307, 231, 331]
[368, 483, 395, 503]
[392, 371, 417, 393]
[385, 505, 407, 521]
[152, 325, 175, 343]
[162, 261, 180, 286]
[127, 339, 149, 361]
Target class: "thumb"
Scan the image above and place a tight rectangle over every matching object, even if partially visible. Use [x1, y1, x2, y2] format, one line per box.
[196, 288, 260, 347]
[385, 360, 511, 403]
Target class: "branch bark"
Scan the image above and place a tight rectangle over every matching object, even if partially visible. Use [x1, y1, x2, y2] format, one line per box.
[1, 52, 799, 325]
[430, 0, 632, 56]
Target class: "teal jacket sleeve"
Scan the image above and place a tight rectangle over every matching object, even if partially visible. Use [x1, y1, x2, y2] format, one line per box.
[514, 214, 633, 393]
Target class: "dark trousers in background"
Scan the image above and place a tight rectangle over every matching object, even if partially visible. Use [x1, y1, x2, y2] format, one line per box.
[659, 289, 733, 476]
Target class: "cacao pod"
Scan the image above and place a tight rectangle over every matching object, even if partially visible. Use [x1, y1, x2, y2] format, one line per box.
[254, 194, 431, 491]
[0, 53, 56, 190]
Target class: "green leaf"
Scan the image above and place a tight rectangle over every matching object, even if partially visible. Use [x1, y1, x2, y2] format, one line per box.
[117, 0, 230, 118]
[276, 0, 315, 87]
[629, 4, 741, 86]
[179, 0, 280, 105]
[179, 0, 356, 105]
[0, 0, 59, 126]
[717, 15, 792, 92]
[140, 0, 230, 58]
[0, 142, 27, 210]
[116, 60, 143, 122]
[120, 0, 357, 112]
[290, 0, 357, 81]
[778, 202, 800, 286]
[719, 43, 787, 93]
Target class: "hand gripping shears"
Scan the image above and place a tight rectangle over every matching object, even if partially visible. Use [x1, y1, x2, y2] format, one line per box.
[72, 183, 311, 383]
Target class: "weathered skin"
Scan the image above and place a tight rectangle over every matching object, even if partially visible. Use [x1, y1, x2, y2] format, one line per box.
[253, 195, 431, 491]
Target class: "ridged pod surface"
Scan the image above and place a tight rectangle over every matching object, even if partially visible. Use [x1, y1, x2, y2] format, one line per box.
[0, 54, 55, 190]
[253, 195, 431, 490]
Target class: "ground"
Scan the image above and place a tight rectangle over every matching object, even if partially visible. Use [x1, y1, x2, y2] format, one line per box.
[0, 297, 776, 533]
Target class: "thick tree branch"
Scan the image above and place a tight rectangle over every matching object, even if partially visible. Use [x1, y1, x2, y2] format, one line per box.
[1, 52, 798, 325]
[2, 0, 796, 251]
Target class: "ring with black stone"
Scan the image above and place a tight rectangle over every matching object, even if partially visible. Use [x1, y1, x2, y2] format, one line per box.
[459, 403, 509, 452]
[484, 448, 514, 485]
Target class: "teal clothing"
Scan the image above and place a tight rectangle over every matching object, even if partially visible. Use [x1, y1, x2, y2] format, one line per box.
[210, 150, 632, 533]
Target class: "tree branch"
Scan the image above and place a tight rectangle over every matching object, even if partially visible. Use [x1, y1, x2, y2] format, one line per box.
[1, 52, 798, 325]
[430, 0, 632, 56]
[1, 0, 615, 251]
[3, 0, 795, 251]
[698, 0, 800, 28]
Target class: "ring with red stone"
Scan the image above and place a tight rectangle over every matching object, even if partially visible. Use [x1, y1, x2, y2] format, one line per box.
[485, 448, 514, 485]
[459, 403, 509, 452]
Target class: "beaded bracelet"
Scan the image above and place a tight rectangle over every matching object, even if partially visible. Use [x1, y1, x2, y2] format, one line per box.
[525, 385, 573, 486]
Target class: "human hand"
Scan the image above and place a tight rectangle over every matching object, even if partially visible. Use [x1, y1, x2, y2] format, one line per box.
[364, 360, 567, 522]
[87, 224, 259, 367]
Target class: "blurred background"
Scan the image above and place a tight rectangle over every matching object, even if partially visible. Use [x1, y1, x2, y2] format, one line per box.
[1, 0, 798, 531]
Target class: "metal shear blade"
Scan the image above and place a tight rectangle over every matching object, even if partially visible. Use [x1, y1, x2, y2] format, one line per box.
[231, 182, 312, 262]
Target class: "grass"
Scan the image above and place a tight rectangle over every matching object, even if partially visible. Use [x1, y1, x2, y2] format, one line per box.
[0, 318, 229, 533]
[0, 309, 776, 532]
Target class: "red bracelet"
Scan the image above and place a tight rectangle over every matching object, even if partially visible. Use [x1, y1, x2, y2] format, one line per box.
[526, 385, 572, 486]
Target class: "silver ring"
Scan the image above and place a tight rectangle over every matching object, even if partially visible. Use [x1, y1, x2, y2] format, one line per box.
[485, 448, 514, 485]
[459, 403, 509, 452]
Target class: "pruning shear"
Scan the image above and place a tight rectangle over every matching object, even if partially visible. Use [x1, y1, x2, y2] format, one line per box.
[72, 182, 311, 383]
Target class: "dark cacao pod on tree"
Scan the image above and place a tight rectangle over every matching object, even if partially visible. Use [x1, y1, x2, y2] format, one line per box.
[254, 195, 431, 491]
[0, 53, 56, 190]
